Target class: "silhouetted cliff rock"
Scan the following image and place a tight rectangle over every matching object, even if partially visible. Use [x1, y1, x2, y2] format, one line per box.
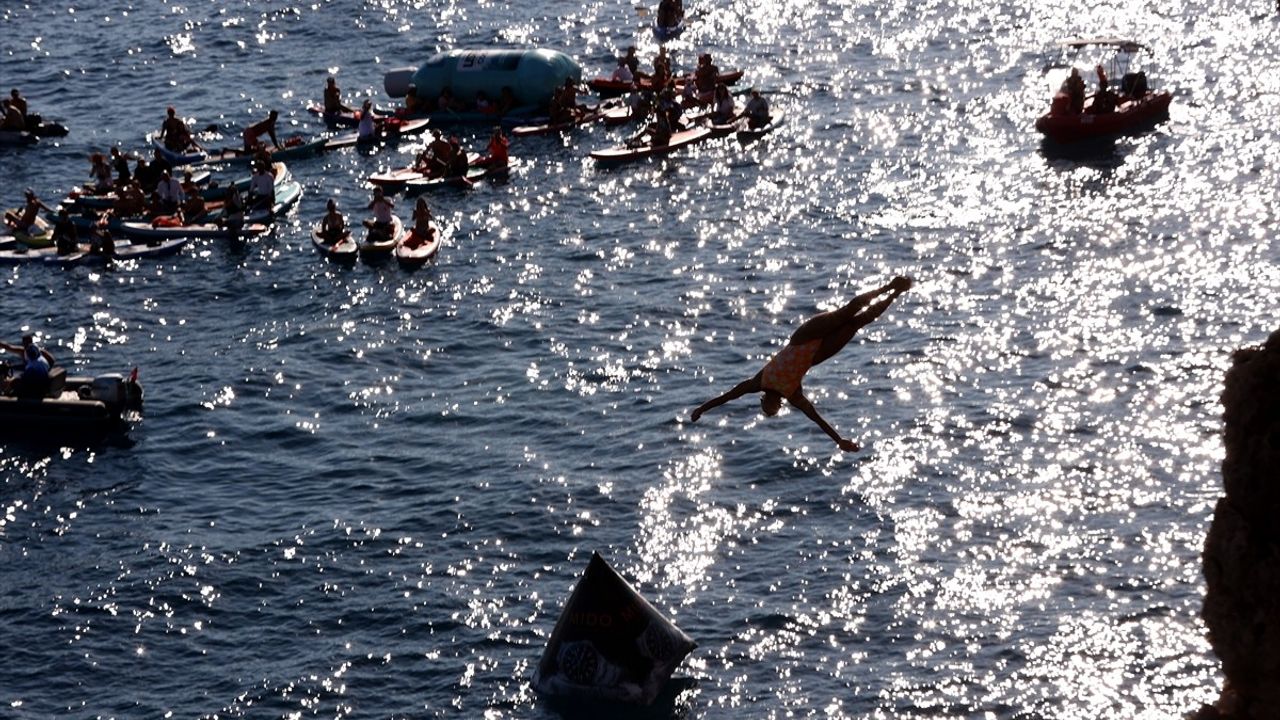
[1200, 329, 1280, 719]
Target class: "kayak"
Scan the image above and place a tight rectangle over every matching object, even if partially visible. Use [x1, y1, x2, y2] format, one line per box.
[324, 118, 430, 151]
[736, 110, 783, 142]
[0, 130, 38, 146]
[590, 126, 714, 165]
[359, 215, 403, 260]
[395, 220, 442, 267]
[307, 104, 395, 128]
[310, 222, 358, 262]
[511, 103, 614, 137]
[589, 70, 744, 98]
[42, 236, 191, 266]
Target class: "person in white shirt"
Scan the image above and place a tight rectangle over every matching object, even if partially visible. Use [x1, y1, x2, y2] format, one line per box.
[610, 57, 634, 85]
[155, 168, 185, 214]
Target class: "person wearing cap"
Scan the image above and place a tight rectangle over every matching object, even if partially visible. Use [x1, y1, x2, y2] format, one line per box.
[741, 89, 770, 129]
[1, 334, 55, 398]
[159, 106, 202, 153]
[3, 344, 52, 398]
[323, 77, 354, 116]
[4, 190, 54, 235]
[242, 110, 282, 153]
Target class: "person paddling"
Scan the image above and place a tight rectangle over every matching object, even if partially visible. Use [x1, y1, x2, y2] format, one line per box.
[690, 276, 913, 450]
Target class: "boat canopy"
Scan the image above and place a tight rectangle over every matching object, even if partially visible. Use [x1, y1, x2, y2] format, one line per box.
[1059, 37, 1148, 53]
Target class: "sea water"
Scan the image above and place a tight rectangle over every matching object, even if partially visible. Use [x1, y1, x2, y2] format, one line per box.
[2, 0, 1276, 716]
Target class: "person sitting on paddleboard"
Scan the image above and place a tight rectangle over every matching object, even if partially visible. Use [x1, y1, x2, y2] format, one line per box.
[4, 190, 54, 235]
[319, 199, 348, 245]
[410, 198, 434, 248]
[623, 47, 644, 80]
[155, 167, 185, 215]
[694, 54, 719, 102]
[179, 171, 205, 220]
[160, 106, 202, 153]
[221, 185, 246, 231]
[742, 89, 770, 129]
[53, 208, 79, 256]
[357, 100, 378, 142]
[323, 77, 354, 117]
[110, 147, 134, 188]
[611, 56, 635, 85]
[710, 83, 735, 124]
[364, 186, 395, 238]
[652, 48, 672, 91]
[485, 127, 509, 167]
[447, 136, 469, 177]
[247, 162, 274, 211]
[690, 276, 913, 451]
[113, 179, 148, 217]
[242, 110, 282, 153]
[89, 152, 114, 194]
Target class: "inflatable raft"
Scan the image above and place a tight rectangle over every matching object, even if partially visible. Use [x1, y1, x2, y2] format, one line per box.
[384, 49, 581, 121]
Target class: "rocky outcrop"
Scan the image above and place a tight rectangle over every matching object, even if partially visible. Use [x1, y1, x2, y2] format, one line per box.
[1201, 329, 1280, 719]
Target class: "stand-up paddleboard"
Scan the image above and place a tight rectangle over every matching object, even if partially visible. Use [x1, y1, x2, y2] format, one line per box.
[359, 215, 403, 261]
[590, 126, 713, 165]
[736, 110, 782, 142]
[311, 223, 357, 262]
[395, 219, 442, 267]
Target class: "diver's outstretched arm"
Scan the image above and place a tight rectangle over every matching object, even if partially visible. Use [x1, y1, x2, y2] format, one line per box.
[691, 373, 762, 422]
[789, 392, 860, 452]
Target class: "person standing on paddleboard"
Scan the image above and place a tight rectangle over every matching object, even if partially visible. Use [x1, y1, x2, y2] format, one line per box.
[690, 276, 912, 450]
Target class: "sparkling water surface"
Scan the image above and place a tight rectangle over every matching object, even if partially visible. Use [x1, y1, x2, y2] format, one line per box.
[2, 0, 1276, 717]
